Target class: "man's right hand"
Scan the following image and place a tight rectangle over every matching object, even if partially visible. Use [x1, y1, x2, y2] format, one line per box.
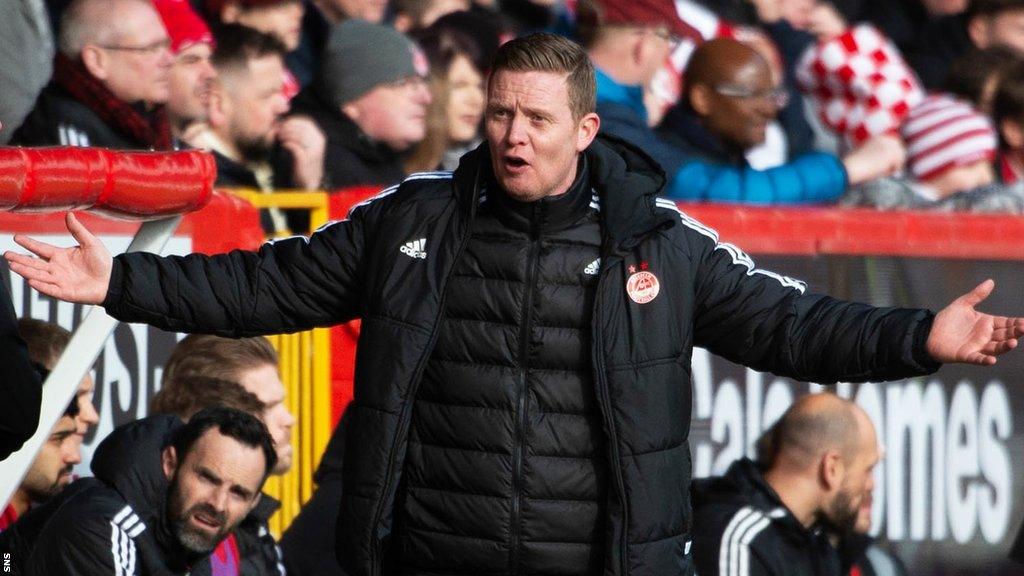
[3, 213, 113, 305]
[842, 134, 907, 186]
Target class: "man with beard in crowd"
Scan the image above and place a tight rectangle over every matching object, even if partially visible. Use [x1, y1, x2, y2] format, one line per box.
[0, 392, 80, 532]
[691, 393, 882, 576]
[151, 334, 295, 576]
[186, 23, 324, 235]
[2, 407, 275, 575]
[13, 0, 174, 150]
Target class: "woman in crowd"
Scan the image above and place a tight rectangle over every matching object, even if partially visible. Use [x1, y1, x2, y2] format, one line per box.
[405, 28, 486, 173]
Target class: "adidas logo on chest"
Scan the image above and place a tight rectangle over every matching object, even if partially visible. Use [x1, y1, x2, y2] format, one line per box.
[400, 238, 427, 259]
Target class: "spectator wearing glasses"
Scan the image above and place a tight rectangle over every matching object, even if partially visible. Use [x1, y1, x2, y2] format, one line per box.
[657, 38, 906, 204]
[12, 0, 174, 150]
[289, 19, 432, 191]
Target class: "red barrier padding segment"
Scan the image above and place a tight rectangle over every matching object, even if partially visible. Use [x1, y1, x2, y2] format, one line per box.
[0, 191, 261, 252]
[680, 204, 1024, 261]
[0, 147, 215, 219]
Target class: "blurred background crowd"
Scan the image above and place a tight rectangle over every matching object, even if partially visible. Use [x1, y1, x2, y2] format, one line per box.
[4, 0, 1024, 234]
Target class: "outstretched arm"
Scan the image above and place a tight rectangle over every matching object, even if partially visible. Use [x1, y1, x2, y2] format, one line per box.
[926, 279, 1024, 365]
[3, 207, 369, 336]
[4, 213, 112, 305]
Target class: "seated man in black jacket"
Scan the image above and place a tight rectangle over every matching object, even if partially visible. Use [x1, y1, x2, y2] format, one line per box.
[692, 393, 880, 576]
[1, 407, 276, 575]
[151, 334, 295, 576]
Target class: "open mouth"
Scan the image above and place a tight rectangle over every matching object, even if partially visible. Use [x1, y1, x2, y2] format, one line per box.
[192, 512, 222, 531]
[504, 156, 528, 170]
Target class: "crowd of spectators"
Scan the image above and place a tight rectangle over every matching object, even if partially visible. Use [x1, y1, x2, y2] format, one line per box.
[3, 0, 1023, 226]
[4, 0, 1024, 575]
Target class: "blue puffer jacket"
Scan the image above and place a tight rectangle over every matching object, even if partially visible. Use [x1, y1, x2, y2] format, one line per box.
[657, 104, 848, 204]
[594, 68, 848, 205]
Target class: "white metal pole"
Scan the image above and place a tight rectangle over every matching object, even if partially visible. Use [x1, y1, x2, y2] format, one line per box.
[0, 215, 182, 508]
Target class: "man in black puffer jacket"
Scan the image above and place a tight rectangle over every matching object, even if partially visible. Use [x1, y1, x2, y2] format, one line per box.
[0, 407, 276, 575]
[6, 33, 1024, 576]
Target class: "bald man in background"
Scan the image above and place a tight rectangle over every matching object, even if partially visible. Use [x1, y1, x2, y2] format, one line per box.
[12, 0, 174, 150]
[657, 39, 906, 204]
[691, 394, 881, 576]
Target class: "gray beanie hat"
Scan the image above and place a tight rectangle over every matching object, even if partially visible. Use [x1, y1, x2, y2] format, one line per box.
[319, 20, 427, 104]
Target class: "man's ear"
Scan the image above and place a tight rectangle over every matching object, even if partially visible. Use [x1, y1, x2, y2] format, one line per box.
[967, 16, 991, 48]
[1001, 118, 1024, 149]
[689, 84, 713, 117]
[207, 84, 230, 129]
[161, 446, 178, 481]
[341, 101, 360, 123]
[820, 450, 844, 492]
[81, 45, 108, 80]
[575, 112, 601, 152]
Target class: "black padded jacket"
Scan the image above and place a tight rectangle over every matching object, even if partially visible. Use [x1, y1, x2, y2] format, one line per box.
[100, 135, 940, 575]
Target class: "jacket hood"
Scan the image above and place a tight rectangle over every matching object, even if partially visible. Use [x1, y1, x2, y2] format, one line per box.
[91, 414, 181, 519]
[90, 413, 202, 568]
[452, 133, 675, 250]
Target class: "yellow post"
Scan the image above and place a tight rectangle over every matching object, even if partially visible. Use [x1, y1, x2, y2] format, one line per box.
[229, 189, 334, 537]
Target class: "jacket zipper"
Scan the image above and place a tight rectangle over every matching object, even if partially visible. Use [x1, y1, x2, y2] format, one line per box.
[369, 212, 475, 576]
[592, 254, 630, 576]
[510, 205, 541, 572]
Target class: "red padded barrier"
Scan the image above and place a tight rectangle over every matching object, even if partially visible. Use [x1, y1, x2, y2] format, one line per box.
[0, 147, 215, 219]
[0, 191, 263, 252]
[681, 204, 1024, 260]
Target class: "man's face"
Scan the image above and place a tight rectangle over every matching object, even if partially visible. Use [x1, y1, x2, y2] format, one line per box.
[168, 43, 217, 128]
[824, 418, 879, 534]
[638, 26, 677, 86]
[986, 10, 1024, 54]
[164, 429, 265, 554]
[22, 416, 81, 502]
[695, 56, 779, 151]
[344, 76, 432, 152]
[95, 3, 174, 104]
[74, 374, 100, 436]
[238, 364, 295, 475]
[485, 70, 599, 202]
[219, 54, 289, 161]
[233, 0, 304, 51]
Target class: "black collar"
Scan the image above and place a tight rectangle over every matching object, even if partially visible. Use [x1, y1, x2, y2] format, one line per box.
[484, 154, 593, 234]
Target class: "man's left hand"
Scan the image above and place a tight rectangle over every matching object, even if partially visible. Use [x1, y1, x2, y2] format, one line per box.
[279, 116, 326, 191]
[926, 279, 1024, 365]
